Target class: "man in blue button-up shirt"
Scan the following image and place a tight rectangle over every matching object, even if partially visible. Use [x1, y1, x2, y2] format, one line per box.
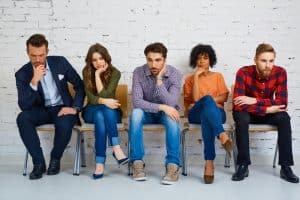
[15, 34, 85, 180]
[129, 42, 182, 185]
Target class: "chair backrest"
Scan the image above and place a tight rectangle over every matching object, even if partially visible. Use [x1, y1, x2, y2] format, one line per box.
[225, 84, 234, 113]
[68, 83, 128, 119]
[68, 83, 76, 98]
[115, 84, 128, 118]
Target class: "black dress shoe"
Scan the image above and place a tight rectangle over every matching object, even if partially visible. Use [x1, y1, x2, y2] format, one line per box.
[280, 166, 299, 183]
[47, 159, 60, 175]
[232, 165, 249, 181]
[29, 164, 46, 180]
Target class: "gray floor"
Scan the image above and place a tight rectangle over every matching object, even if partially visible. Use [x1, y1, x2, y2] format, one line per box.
[0, 154, 299, 200]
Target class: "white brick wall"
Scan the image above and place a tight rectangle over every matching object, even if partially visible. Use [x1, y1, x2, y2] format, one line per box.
[0, 0, 299, 156]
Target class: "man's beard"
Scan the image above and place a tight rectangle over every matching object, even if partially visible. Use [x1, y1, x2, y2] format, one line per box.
[257, 67, 272, 78]
[150, 68, 159, 75]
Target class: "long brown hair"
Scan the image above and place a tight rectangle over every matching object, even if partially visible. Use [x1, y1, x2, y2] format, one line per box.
[83, 43, 113, 94]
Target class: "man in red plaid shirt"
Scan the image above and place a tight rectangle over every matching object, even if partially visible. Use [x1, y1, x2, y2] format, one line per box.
[232, 43, 299, 183]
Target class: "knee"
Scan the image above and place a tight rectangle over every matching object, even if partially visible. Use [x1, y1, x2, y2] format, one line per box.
[233, 111, 250, 125]
[274, 112, 290, 123]
[56, 115, 76, 130]
[130, 108, 144, 124]
[93, 110, 105, 123]
[162, 113, 180, 129]
[197, 95, 215, 109]
[201, 95, 214, 102]
[102, 105, 116, 115]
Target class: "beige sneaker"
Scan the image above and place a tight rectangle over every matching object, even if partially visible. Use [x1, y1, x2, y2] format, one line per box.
[132, 160, 147, 181]
[161, 163, 179, 185]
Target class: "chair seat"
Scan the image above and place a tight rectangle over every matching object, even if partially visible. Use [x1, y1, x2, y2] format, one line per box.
[79, 123, 126, 131]
[36, 124, 82, 131]
[184, 122, 233, 131]
[143, 124, 165, 131]
[249, 124, 277, 132]
[36, 124, 55, 131]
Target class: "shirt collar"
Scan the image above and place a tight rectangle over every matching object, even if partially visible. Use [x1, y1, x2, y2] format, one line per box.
[45, 61, 50, 71]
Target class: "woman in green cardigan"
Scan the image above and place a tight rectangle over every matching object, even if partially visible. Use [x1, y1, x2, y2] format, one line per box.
[82, 43, 128, 179]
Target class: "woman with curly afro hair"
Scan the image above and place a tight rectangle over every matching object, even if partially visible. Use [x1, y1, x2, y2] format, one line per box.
[183, 44, 232, 184]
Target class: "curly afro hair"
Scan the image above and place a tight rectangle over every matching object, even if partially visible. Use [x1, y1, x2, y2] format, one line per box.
[189, 44, 217, 68]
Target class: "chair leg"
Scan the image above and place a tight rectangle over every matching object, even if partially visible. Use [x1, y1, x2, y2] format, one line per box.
[224, 152, 230, 168]
[181, 128, 188, 176]
[126, 129, 132, 176]
[224, 131, 231, 168]
[180, 130, 183, 171]
[80, 136, 87, 167]
[231, 130, 238, 172]
[73, 130, 82, 176]
[273, 142, 278, 168]
[23, 150, 29, 176]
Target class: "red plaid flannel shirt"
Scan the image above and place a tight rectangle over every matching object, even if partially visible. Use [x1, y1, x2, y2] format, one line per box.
[233, 65, 288, 116]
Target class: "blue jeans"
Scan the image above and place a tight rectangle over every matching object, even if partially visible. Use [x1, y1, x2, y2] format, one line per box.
[129, 108, 181, 166]
[188, 95, 226, 160]
[83, 104, 121, 164]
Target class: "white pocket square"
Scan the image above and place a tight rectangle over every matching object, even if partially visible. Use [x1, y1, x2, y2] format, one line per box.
[58, 74, 64, 80]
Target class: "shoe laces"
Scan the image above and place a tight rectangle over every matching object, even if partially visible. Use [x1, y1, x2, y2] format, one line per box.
[133, 161, 144, 173]
[166, 164, 178, 176]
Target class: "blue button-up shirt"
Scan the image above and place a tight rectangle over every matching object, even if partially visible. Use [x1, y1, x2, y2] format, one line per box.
[30, 62, 63, 106]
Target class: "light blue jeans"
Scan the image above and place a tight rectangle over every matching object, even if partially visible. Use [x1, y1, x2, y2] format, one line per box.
[129, 108, 181, 166]
[188, 95, 226, 160]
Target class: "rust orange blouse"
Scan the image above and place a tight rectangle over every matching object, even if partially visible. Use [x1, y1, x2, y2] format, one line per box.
[184, 72, 229, 116]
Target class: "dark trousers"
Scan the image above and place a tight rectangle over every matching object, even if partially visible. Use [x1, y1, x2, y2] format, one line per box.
[233, 111, 294, 166]
[16, 106, 77, 165]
